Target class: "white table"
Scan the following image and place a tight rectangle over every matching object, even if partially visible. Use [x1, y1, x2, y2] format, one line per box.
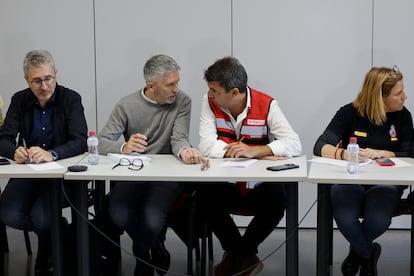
[65, 154, 307, 276]
[307, 157, 414, 276]
[0, 154, 87, 276]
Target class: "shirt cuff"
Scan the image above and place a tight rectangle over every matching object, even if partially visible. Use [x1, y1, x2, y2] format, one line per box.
[178, 147, 190, 159]
[49, 150, 59, 161]
[120, 142, 127, 153]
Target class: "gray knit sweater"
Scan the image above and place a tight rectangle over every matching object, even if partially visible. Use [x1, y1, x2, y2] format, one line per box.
[98, 88, 192, 157]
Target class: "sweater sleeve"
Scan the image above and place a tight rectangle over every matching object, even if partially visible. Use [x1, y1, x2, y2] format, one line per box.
[0, 93, 23, 159]
[394, 107, 414, 157]
[170, 93, 192, 157]
[313, 104, 352, 156]
[98, 100, 129, 155]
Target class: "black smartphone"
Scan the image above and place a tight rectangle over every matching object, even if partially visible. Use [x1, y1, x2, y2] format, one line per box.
[0, 158, 11, 165]
[266, 163, 299, 171]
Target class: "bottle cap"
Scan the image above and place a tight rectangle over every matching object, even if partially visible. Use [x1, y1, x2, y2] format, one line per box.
[350, 137, 357, 143]
[89, 130, 96, 136]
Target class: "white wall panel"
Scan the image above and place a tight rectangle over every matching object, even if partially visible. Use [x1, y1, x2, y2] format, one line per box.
[94, 0, 231, 146]
[373, 0, 414, 114]
[0, 0, 96, 131]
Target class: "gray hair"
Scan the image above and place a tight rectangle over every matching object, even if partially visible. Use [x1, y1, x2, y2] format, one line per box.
[143, 54, 180, 82]
[23, 50, 56, 78]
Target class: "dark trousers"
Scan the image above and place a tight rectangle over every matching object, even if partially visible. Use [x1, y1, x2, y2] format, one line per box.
[197, 182, 286, 254]
[0, 178, 72, 259]
[331, 184, 405, 258]
[107, 181, 183, 258]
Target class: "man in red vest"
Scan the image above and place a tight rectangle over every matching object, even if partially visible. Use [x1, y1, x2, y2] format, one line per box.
[197, 56, 302, 276]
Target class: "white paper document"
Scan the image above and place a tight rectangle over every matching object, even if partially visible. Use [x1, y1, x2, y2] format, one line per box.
[220, 159, 258, 168]
[28, 162, 63, 171]
[310, 157, 373, 167]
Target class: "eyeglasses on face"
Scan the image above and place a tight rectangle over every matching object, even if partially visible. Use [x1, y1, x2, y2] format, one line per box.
[30, 76, 56, 87]
[389, 65, 400, 78]
[112, 158, 144, 171]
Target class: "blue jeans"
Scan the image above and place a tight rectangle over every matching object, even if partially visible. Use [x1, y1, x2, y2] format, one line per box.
[331, 184, 404, 258]
[108, 181, 183, 258]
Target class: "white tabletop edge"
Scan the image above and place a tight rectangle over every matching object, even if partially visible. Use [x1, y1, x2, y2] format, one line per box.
[64, 154, 308, 183]
[307, 156, 414, 186]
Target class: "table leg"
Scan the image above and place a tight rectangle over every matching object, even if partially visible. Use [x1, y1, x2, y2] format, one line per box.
[411, 210, 414, 276]
[73, 181, 90, 276]
[286, 182, 298, 276]
[50, 179, 64, 276]
[316, 184, 332, 276]
[94, 180, 106, 216]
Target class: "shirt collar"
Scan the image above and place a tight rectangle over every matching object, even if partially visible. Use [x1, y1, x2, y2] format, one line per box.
[141, 88, 158, 104]
[246, 86, 252, 110]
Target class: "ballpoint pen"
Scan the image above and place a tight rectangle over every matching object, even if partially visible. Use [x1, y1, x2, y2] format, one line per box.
[334, 140, 343, 160]
[224, 137, 245, 158]
[22, 138, 31, 163]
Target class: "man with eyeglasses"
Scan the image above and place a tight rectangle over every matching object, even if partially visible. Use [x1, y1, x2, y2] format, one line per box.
[98, 54, 206, 276]
[0, 49, 88, 275]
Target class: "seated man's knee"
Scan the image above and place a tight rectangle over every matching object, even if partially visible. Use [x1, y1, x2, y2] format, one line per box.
[143, 207, 168, 233]
[108, 205, 131, 229]
[0, 207, 28, 230]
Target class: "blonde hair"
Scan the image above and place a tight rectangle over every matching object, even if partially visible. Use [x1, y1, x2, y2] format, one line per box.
[353, 66, 403, 125]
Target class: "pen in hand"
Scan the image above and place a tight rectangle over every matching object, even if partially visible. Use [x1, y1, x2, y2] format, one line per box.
[22, 138, 31, 164]
[224, 136, 245, 158]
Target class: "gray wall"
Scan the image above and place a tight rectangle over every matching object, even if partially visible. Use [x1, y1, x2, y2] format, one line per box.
[1, 0, 413, 228]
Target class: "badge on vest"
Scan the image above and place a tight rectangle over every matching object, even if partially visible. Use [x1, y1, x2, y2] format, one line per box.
[247, 119, 265, 125]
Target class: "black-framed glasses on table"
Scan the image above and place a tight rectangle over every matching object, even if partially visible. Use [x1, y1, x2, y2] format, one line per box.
[112, 158, 144, 171]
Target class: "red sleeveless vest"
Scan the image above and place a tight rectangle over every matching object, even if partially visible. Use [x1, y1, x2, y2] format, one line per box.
[208, 88, 272, 145]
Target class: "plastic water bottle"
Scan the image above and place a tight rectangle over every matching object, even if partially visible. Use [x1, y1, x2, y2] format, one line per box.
[347, 137, 359, 174]
[87, 130, 99, 165]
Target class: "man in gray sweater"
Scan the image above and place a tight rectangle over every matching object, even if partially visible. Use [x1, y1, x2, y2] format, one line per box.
[98, 54, 205, 276]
